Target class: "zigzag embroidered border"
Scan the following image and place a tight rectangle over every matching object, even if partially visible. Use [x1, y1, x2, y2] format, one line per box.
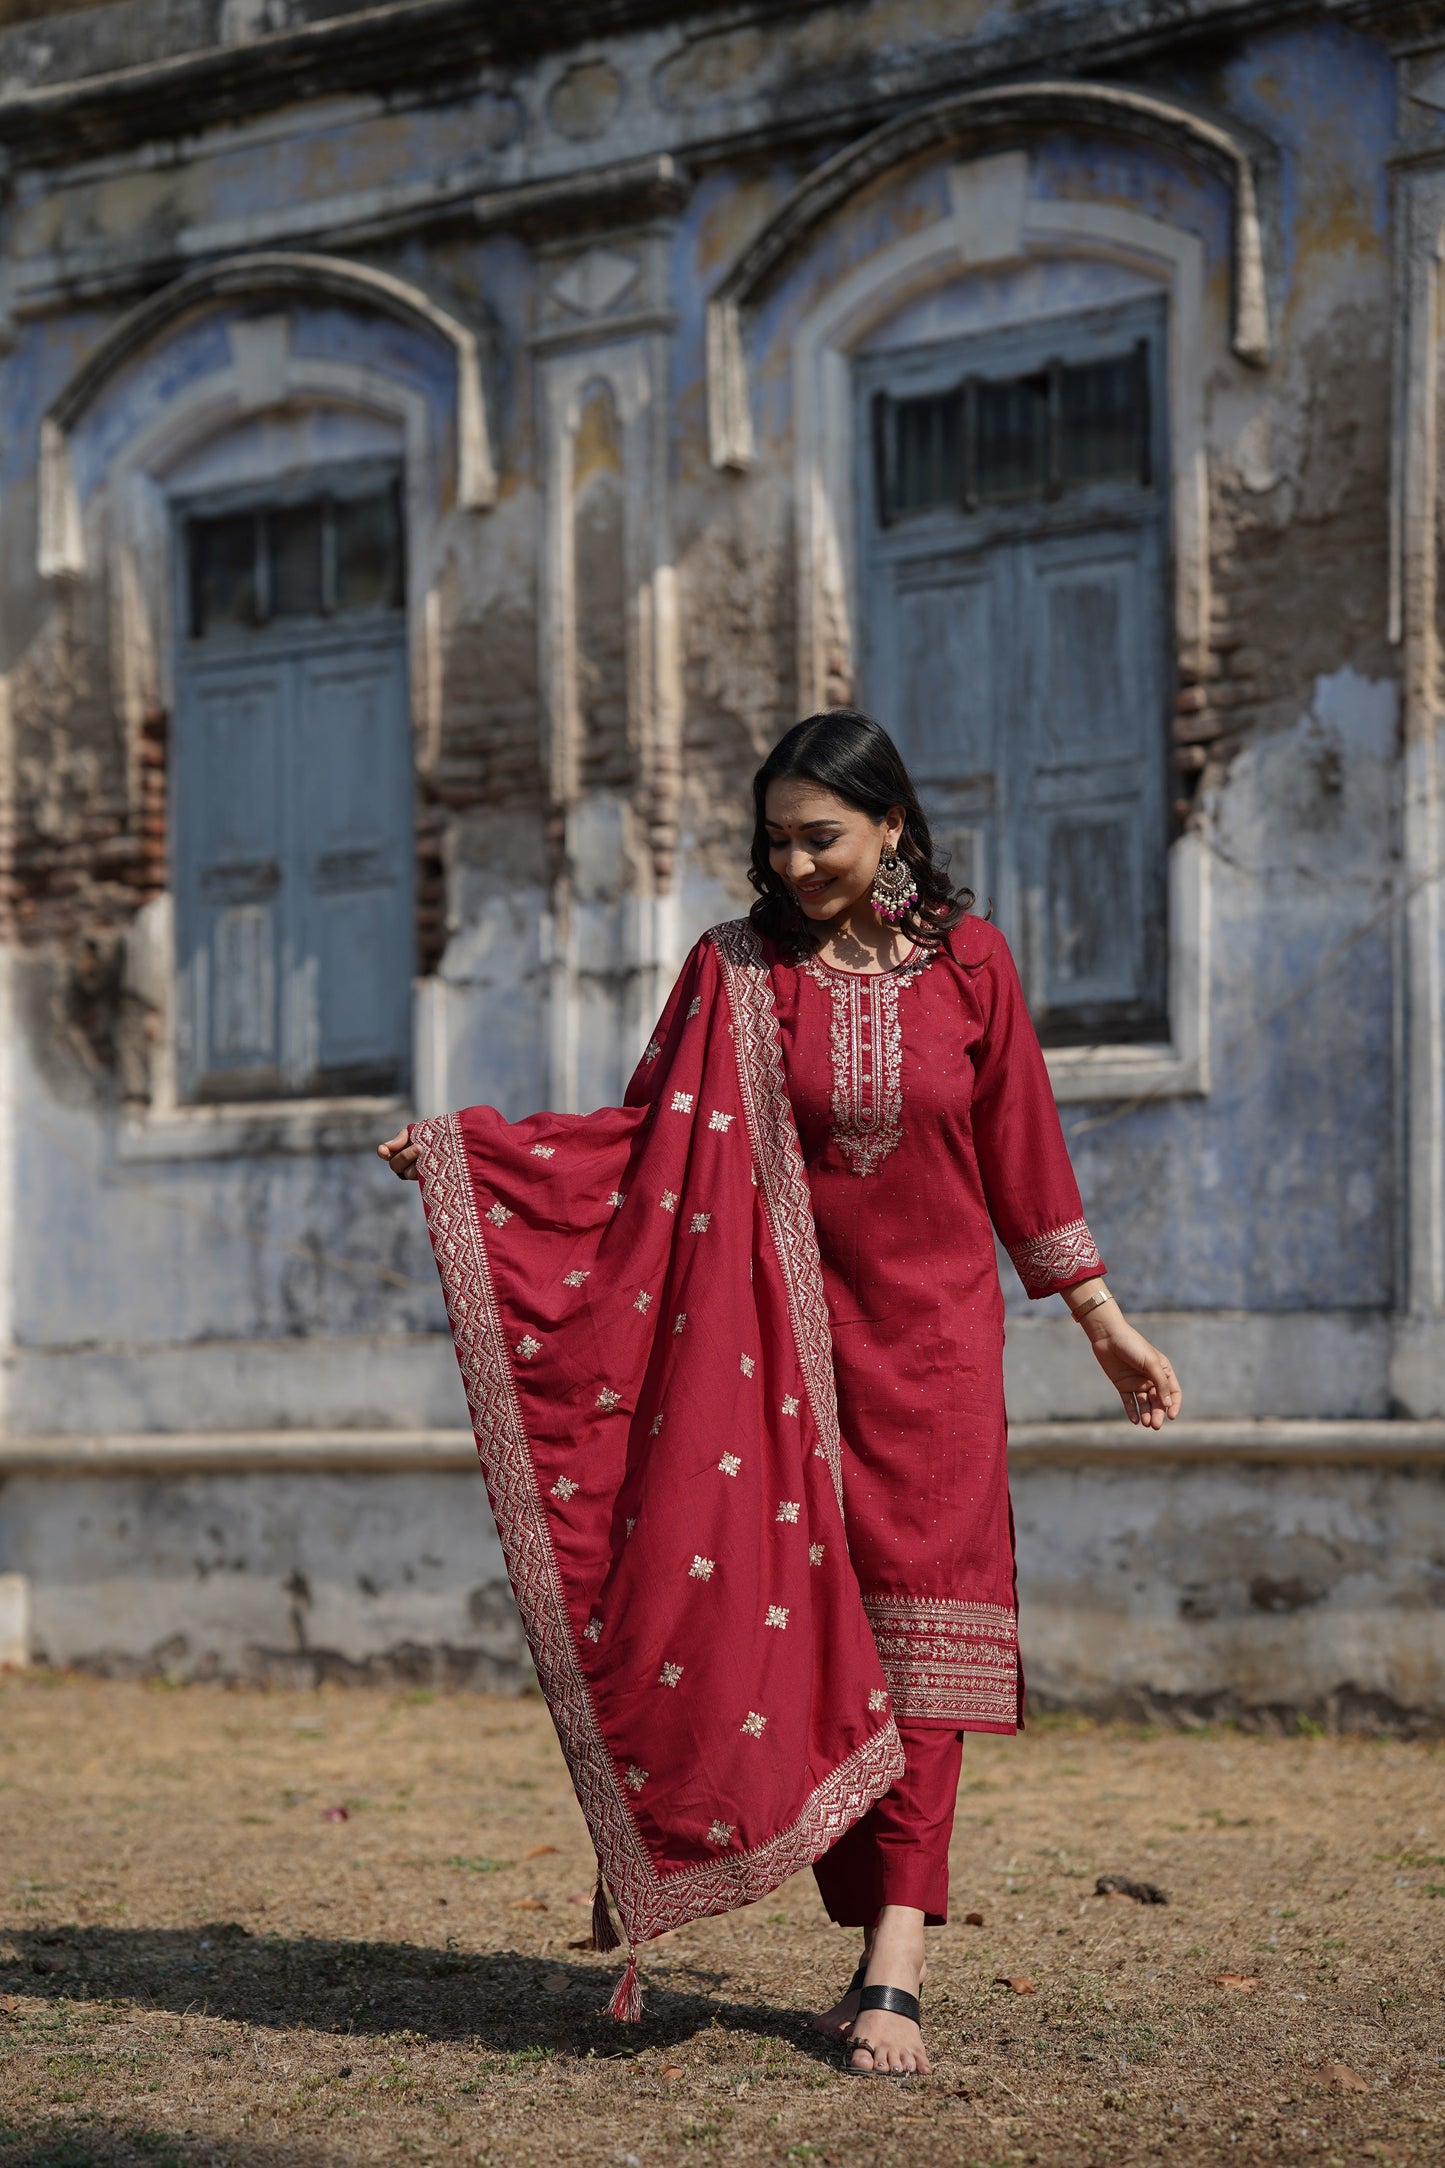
[1007, 1216, 1104, 1298]
[711, 919, 846, 1514]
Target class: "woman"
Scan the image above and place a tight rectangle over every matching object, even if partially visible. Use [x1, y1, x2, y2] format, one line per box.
[380, 710, 1181, 2077]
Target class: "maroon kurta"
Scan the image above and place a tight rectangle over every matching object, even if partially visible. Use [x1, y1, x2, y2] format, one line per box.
[766, 914, 1103, 1734]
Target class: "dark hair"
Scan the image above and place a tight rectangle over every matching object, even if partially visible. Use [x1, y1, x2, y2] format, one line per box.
[748, 708, 972, 948]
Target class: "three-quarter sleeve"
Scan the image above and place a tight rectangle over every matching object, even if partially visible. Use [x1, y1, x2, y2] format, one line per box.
[962, 922, 1105, 1299]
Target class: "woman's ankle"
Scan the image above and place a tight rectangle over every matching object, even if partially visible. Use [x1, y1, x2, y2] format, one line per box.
[863, 1905, 926, 1985]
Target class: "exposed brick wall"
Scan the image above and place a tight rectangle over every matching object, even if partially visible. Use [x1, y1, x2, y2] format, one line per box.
[1176, 310, 1393, 816]
[7, 593, 144, 957]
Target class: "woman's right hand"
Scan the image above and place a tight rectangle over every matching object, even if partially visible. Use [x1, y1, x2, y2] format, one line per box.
[378, 1126, 421, 1180]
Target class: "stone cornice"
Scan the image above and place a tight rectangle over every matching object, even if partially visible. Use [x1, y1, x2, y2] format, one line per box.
[12, 152, 690, 319]
[1327, 0, 1445, 51]
[3, 1419, 1441, 1474]
[0, 0, 1331, 172]
[0, 0, 742, 165]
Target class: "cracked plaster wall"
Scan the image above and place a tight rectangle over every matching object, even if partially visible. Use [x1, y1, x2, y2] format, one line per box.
[0, 14, 1408, 1387]
[0, 1465, 522, 1687]
[0, 2, 1433, 1698]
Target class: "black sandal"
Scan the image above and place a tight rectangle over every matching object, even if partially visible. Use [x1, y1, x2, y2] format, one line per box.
[842, 1983, 924, 2078]
[812, 1954, 868, 2036]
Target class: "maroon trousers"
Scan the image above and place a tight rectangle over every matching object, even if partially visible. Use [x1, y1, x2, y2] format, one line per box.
[812, 1721, 965, 1927]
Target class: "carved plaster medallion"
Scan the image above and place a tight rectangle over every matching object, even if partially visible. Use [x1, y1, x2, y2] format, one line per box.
[552, 248, 641, 317]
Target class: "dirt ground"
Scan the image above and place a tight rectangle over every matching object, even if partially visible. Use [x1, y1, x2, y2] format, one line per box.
[0, 1677, 1441, 2168]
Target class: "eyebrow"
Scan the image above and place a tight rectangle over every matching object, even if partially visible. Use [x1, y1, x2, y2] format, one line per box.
[765, 820, 843, 832]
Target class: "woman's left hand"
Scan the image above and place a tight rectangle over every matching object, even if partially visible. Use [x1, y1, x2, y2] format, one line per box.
[1077, 1308, 1182, 1429]
[378, 1126, 421, 1180]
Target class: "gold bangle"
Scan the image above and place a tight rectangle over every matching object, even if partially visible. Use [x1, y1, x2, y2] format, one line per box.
[1070, 1286, 1113, 1323]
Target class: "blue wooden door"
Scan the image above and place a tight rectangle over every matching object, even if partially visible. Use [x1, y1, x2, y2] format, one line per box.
[173, 479, 413, 1101]
[294, 642, 414, 1094]
[1017, 522, 1166, 1022]
[175, 656, 289, 1098]
[887, 551, 1009, 937]
[857, 297, 1170, 1042]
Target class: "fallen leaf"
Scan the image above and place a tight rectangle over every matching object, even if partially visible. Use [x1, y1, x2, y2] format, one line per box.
[1211, 1973, 1258, 1993]
[542, 1972, 570, 1993]
[963, 1911, 985, 1927]
[523, 1844, 559, 1860]
[321, 1805, 349, 1823]
[31, 1955, 67, 1975]
[566, 1891, 592, 1906]
[511, 1897, 548, 1911]
[566, 1937, 594, 1950]
[660, 2063, 685, 2080]
[1095, 1873, 1168, 1905]
[1318, 2062, 1368, 2091]
[993, 1974, 1034, 1994]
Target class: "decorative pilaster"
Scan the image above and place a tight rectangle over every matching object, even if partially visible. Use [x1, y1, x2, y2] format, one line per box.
[1384, 35, 1445, 1407]
[534, 227, 682, 1112]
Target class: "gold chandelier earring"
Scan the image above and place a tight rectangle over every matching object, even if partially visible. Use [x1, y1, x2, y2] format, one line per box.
[870, 847, 919, 926]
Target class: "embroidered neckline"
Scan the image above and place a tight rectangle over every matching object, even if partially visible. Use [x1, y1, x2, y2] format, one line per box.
[798, 948, 931, 1177]
[790, 941, 933, 982]
[801, 945, 927, 988]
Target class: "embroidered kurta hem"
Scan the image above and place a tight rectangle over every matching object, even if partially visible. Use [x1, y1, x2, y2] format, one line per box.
[413, 923, 903, 1951]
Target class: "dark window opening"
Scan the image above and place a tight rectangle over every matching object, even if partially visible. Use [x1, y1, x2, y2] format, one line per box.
[873, 339, 1151, 524]
[187, 482, 404, 638]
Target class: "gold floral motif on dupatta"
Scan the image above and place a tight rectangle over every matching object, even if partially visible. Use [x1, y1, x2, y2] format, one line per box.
[799, 951, 932, 1178]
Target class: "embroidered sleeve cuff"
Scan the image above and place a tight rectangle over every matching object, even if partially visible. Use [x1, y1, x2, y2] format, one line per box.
[1007, 1217, 1105, 1298]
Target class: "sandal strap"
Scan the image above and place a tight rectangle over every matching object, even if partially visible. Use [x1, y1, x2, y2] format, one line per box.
[856, 1984, 921, 2024]
[846, 1959, 868, 1996]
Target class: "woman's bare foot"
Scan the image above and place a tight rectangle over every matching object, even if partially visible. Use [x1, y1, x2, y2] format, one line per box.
[809, 1935, 870, 2035]
[846, 1905, 930, 2075]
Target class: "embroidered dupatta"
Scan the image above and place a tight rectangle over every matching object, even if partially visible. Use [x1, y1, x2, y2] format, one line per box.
[412, 920, 903, 1963]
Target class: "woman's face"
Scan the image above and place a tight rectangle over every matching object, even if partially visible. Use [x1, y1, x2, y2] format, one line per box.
[763, 780, 904, 925]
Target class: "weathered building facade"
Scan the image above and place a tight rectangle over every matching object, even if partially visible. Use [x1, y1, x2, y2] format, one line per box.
[1, 0, 1443, 1724]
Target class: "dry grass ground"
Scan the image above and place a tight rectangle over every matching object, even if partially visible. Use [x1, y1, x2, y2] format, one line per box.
[0, 1676, 1440, 2168]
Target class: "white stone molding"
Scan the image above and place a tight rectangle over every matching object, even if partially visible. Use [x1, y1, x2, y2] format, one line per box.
[537, 331, 683, 1112]
[783, 157, 1215, 1096]
[38, 251, 496, 580]
[1046, 829, 1210, 1105]
[86, 311, 460, 1143]
[1387, 160, 1445, 1410]
[100, 342, 442, 792]
[707, 78, 1273, 469]
[791, 167, 1213, 707]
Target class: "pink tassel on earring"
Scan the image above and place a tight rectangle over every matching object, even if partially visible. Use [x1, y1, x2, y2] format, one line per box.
[589, 1868, 621, 1953]
[605, 1947, 643, 2023]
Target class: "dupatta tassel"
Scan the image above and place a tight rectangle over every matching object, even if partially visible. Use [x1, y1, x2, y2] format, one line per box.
[589, 1868, 621, 1953]
[605, 1947, 643, 2024]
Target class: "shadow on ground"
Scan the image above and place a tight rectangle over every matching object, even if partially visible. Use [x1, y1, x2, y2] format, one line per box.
[0, 2124, 333, 2168]
[2, 1922, 833, 2061]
